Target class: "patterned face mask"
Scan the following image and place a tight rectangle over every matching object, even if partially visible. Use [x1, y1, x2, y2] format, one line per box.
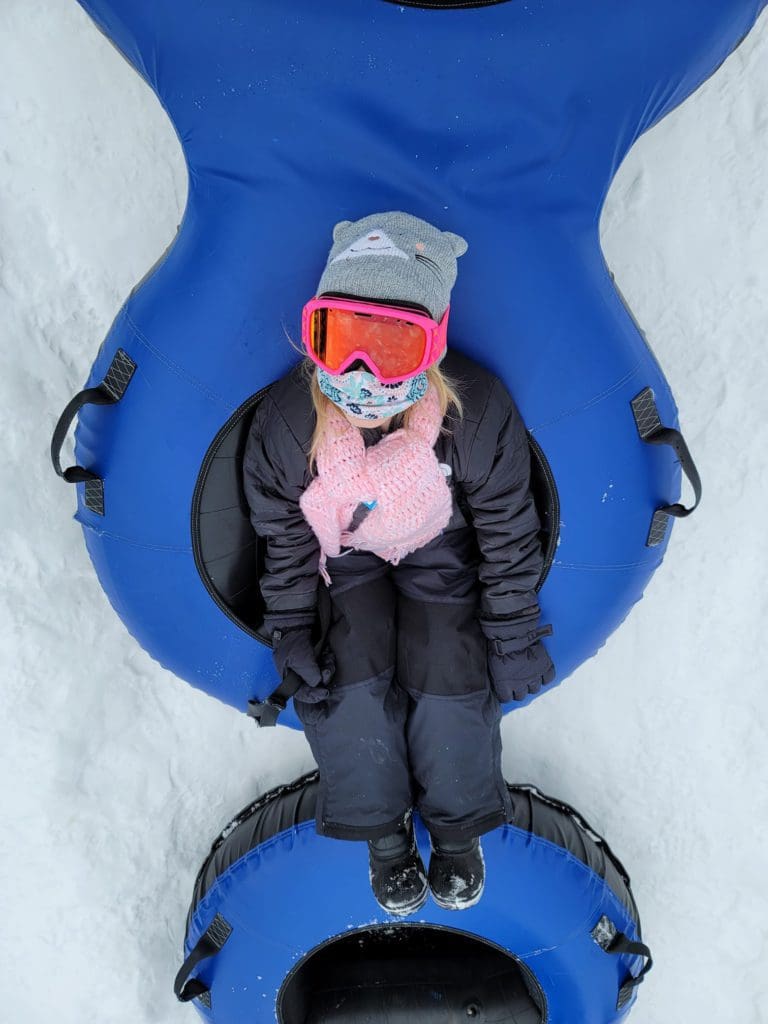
[317, 368, 428, 421]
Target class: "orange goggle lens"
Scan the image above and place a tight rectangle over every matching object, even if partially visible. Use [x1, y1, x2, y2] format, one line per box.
[308, 307, 428, 378]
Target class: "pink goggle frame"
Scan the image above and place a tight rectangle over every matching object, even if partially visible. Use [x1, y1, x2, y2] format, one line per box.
[301, 295, 450, 383]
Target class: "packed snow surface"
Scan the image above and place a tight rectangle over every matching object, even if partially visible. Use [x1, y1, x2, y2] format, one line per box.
[1, 3, 767, 1022]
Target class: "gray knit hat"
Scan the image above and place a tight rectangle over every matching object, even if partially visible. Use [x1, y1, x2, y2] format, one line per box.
[315, 210, 468, 321]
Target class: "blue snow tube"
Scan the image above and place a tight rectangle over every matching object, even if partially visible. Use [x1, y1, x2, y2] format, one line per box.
[52, 0, 768, 729]
[51, 0, 766, 733]
[175, 773, 651, 1023]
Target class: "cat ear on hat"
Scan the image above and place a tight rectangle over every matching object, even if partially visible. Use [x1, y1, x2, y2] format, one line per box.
[442, 231, 468, 258]
[332, 220, 353, 242]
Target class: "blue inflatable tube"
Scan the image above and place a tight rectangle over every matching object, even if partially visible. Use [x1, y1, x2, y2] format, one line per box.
[52, 0, 765, 728]
[175, 773, 650, 1023]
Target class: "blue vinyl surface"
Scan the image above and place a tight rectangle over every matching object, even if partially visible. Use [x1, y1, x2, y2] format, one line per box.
[67, 0, 766, 731]
[185, 811, 642, 1023]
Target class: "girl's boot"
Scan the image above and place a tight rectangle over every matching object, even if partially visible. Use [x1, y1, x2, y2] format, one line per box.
[428, 835, 485, 910]
[367, 821, 428, 916]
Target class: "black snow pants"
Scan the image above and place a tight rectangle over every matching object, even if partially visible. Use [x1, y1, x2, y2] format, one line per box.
[293, 527, 514, 842]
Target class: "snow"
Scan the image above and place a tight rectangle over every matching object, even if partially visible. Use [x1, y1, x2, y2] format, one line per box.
[1, 2, 767, 1022]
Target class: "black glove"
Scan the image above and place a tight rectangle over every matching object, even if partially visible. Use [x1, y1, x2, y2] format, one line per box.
[479, 608, 555, 703]
[271, 625, 335, 704]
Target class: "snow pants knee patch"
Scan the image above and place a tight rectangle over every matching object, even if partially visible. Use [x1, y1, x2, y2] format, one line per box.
[396, 593, 488, 696]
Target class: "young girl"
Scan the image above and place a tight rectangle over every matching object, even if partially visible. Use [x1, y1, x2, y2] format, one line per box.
[243, 211, 554, 915]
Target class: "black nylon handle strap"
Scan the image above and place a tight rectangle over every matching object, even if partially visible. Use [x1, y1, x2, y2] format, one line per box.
[247, 682, 293, 727]
[644, 425, 702, 517]
[50, 349, 136, 516]
[631, 387, 702, 547]
[174, 913, 232, 1003]
[249, 586, 333, 727]
[592, 915, 653, 1011]
[50, 387, 115, 482]
[608, 932, 654, 1010]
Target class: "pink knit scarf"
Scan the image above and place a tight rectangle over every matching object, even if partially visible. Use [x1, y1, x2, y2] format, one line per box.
[299, 384, 453, 584]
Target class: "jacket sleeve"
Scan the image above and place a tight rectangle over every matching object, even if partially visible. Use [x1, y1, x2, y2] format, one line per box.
[461, 377, 545, 620]
[242, 394, 320, 629]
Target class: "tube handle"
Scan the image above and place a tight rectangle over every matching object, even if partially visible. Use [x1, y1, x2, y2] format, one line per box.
[631, 387, 702, 546]
[50, 348, 136, 515]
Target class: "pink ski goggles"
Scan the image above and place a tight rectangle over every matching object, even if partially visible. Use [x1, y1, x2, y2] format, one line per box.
[301, 295, 449, 383]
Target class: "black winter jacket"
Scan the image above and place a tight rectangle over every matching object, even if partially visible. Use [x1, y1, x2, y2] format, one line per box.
[242, 350, 545, 628]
